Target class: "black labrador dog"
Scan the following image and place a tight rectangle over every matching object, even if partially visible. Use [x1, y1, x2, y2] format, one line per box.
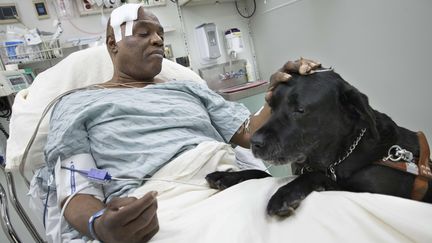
[206, 70, 432, 217]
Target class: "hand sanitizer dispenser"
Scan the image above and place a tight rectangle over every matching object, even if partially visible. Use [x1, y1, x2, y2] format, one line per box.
[224, 28, 244, 59]
[195, 23, 221, 61]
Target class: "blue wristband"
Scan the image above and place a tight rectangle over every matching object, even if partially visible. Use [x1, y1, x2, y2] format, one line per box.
[88, 208, 106, 242]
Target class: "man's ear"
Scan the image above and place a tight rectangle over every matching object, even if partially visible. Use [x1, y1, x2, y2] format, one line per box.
[340, 81, 379, 139]
[107, 35, 118, 54]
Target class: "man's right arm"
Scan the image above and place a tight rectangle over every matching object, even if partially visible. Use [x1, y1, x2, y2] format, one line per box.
[63, 194, 105, 238]
[63, 192, 159, 243]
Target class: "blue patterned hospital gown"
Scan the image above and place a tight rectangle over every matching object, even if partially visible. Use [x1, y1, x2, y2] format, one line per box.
[44, 80, 250, 201]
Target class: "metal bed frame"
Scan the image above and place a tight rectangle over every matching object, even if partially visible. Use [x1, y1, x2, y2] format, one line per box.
[0, 164, 45, 243]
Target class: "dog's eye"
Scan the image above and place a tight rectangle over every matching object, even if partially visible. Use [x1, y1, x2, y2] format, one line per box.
[295, 107, 305, 113]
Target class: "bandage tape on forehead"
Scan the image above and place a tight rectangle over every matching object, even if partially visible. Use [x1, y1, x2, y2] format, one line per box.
[110, 3, 141, 42]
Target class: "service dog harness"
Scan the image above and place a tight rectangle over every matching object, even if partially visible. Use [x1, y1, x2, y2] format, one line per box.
[313, 129, 432, 201]
[374, 131, 432, 200]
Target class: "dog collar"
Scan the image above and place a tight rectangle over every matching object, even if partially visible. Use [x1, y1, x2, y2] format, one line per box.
[327, 128, 367, 181]
[374, 131, 432, 201]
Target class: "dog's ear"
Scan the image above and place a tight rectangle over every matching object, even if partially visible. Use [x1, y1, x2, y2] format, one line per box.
[340, 82, 379, 139]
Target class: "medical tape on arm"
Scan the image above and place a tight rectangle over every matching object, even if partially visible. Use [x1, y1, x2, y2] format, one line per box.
[237, 106, 264, 135]
[254, 105, 264, 116]
[110, 3, 141, 42]
[55, 154, 104, 208]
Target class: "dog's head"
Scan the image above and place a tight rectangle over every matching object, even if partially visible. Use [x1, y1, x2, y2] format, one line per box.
[251, 70, 379, 170]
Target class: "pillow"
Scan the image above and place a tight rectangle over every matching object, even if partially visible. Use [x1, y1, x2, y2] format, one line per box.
[6, 45, 206, 171]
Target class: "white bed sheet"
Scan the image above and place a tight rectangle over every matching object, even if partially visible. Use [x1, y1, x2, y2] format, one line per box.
[129, 141, 432, 243]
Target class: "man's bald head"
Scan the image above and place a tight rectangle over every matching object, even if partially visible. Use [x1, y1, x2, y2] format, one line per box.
[106, 4, 160, 46]
[105, 4, 164, 81]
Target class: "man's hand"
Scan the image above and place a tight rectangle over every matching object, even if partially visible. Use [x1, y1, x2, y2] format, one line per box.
[281, 57, 321, 75]
[231, 58, 321, 148]
[94, 192, 159, 243]
[266, 58, 321, 103]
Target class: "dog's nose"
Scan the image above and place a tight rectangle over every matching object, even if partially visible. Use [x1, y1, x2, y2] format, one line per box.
[251, 133, 265, 150]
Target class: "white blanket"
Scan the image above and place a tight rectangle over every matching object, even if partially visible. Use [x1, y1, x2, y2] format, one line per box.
[130, 141, 432, 243]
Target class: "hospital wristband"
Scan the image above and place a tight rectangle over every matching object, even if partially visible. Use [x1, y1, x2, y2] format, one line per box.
[88, 208, 106, 242]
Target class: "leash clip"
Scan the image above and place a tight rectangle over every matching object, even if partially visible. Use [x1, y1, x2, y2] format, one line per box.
[383, 145, 414, 163]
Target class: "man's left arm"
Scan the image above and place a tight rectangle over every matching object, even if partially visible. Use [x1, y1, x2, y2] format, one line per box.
[230, 103, 271, 148]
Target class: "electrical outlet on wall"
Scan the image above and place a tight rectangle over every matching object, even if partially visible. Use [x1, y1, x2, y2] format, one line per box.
[164, 44, 173, 59]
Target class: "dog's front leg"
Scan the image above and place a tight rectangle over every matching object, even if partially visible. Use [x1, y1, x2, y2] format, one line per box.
[206, 169, 271, 190]
[267, 172, 339, 217]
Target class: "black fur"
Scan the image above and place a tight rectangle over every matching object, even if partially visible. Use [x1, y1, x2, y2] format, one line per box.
[206, 70, 432, 217]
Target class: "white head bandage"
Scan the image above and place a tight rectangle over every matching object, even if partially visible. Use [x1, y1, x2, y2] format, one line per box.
[110, 3, 142, 43]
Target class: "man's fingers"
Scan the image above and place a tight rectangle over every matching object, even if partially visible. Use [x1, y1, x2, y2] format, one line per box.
[268, 71, 291, 103]
[107, 197, 138, 210]
[138, 220, 160, 243]
[128, 205, 159, 238]
[300, 57, 321, 68]
[281, 61, 300, 73]
[107, 191, 158, 226]
[299, 57, 321, 75]
[270, 71, 292, 85]
[281, 58, 321, 75]
[267, 57, 321, 103]
[299, 64, 311, 75]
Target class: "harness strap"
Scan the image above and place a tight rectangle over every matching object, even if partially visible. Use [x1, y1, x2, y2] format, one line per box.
[374, 131, 432, 201]
[412, 132, 432, 200]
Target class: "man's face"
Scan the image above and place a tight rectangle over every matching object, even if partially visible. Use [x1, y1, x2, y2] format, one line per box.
[115, 8, 165, 81]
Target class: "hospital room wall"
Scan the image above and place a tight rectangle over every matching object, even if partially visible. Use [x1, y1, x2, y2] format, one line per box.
[249, 0, 432, 141]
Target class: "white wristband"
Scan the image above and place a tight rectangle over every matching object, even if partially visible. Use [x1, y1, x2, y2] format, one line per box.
[88, 208, 106, 241]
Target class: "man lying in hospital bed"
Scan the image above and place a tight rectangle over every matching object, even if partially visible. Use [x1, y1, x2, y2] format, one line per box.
[5, 3, 432, 243]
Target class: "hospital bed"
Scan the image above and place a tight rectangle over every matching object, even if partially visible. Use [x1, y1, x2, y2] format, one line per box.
[1, 45, 432, 243]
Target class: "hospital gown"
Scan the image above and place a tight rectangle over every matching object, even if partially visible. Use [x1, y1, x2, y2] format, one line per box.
[33, 80, 250, 241]
[44, 80, 250, 201]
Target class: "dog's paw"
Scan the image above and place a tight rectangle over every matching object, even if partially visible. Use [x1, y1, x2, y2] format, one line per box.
[205, 171, 244, 190]
[266, 189, 306, 217]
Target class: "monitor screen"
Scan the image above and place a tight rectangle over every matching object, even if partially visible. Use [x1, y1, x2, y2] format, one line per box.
[8, 76, 25, 85]
[35, 3, 48, 16]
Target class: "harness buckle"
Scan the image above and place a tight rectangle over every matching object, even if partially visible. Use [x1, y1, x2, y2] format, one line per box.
[383, 145, 414, 163]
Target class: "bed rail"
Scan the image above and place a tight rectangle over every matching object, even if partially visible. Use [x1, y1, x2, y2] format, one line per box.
[0, 182, 21, 243]
[0, 165, 45, 243]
